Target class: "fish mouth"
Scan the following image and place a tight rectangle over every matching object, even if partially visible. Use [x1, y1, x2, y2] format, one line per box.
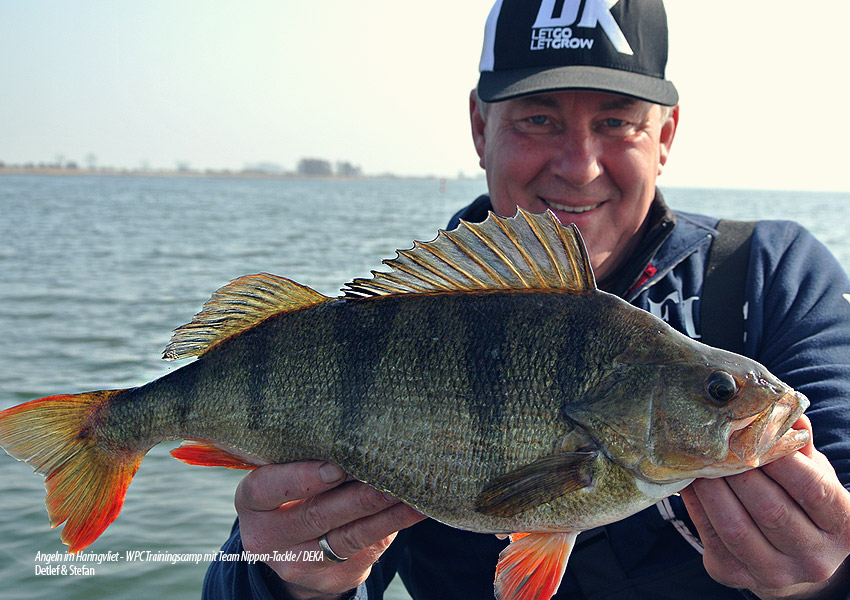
[541, 198, 603, 215]
[728, 390, 810, 467]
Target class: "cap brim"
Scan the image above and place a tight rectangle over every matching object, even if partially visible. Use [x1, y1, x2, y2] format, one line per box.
[478, 65, 678, 106]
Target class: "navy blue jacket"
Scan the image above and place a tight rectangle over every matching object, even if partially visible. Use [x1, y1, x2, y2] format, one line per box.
[203, 195, 850, 600]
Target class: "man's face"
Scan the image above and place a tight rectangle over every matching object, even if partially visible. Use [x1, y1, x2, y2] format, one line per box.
[470, 90, 678, 283]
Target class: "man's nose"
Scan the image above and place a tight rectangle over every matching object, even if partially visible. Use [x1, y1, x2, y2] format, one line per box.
[549, 130, 602, 187]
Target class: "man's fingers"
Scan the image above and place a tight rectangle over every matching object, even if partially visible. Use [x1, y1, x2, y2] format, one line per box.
[231, 460, 427, 599]
[723, 467, 814, 558]
[762, 448, 850, 535]
[683, 478, 768, 588]
[316, 501, 427, 563]
[235, 461, 347, 512]
[235, 461, 424, 547]
[685, 478, 762, 555]
[790, 414, 815, 458]
[293, 481, 403, 542]
[683, 452, 850, 594]
[282, 501, 426, 581]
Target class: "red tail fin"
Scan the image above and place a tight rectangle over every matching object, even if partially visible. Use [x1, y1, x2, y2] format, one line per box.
[0, 391, 144, 553]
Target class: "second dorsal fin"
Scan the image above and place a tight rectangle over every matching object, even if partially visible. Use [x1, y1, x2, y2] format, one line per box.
[163, 273, 329, 360]
[343, 208, 596, 298]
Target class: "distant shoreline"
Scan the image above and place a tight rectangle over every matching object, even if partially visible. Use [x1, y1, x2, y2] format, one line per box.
[0, 166, 478, 182]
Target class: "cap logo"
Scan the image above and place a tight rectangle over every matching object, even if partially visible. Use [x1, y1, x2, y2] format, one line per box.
[531, 0, 633, 55]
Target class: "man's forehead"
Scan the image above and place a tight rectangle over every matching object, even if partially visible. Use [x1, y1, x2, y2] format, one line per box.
[506, 91, 650, 112]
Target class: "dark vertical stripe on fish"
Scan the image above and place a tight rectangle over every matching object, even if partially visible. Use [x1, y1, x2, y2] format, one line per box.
[212, 324, 271, 433]
[461, 294, 508, 463]
[552, 295, 596, 405]
[166, 360, 201, 430]
[332, 298, 403, 452]
[244, 333, 270, 432]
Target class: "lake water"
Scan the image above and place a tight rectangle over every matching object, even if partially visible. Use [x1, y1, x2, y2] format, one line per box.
[1, 174, 848, 599]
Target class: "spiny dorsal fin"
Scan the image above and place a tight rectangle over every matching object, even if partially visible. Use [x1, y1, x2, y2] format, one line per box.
[163, 273, 329, 360]
[342, 208, 596, 298]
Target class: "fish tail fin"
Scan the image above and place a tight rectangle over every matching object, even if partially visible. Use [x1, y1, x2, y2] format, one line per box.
[0, 390, 144, 553]
[494, 531, 577, 600]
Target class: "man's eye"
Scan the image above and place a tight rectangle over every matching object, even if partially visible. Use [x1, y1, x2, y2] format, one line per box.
[515, 114, 557, 134]
[597, 117, 639, 137]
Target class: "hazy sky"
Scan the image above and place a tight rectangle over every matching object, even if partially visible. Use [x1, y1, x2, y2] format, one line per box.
[2, 1, 848, 191]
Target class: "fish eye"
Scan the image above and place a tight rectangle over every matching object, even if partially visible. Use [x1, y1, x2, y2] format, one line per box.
[706, 371, 738, 404]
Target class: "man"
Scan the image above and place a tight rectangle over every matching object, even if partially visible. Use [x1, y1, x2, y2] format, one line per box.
[204, 1, 850, 598]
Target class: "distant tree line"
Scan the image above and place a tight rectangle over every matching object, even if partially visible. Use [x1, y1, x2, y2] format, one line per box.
[0, 156, 366, 178]
[296, 158, 362, 178]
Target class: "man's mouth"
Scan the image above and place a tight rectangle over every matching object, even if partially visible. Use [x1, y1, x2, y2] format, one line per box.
[541, 198, 602, 214]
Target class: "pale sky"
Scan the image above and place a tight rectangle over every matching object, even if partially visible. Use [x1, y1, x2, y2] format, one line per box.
[1, 1, 848, 191]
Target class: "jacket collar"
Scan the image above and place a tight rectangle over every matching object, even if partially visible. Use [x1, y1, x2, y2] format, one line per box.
[624, 206, 718, 300]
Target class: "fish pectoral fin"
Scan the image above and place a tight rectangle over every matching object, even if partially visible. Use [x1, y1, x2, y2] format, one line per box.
[474, 451, 597, 518]
[170, 440, 266, 470]
[495, 531, 577, 600]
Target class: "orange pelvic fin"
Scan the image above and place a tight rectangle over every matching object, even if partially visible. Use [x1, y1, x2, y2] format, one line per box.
[170, 440, 265, 470]
[494, 531, 578, 600]
[0, 390, 144, 554]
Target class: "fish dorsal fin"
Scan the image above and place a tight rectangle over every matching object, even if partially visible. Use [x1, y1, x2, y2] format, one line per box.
[342, 208, 596, 298]
[163, 273, 329, 360]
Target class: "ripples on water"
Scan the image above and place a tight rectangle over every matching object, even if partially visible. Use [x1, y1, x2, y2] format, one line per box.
[0, 175, 847, 599]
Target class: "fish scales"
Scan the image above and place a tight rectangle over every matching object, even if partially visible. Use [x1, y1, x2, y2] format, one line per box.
[105, 290, 617, 526]
[0, 210, 810, 600]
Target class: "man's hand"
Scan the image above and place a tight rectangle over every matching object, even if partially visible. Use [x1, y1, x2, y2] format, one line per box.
[235, 461, 426, 600]
[681, 416, 850, 599]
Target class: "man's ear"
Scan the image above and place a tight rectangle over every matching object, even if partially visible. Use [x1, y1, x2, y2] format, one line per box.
[658, 104, 679, 175]
[470, 90, 487, 169]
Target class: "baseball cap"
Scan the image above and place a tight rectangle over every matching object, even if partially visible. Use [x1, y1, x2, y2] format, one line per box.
[477, 0, 678, 106]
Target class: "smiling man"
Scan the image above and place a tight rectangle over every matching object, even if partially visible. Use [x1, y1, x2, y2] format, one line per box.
[464, 0, 680, 292]
[204, 1, 850, 599]
[470, 91, 676, 286]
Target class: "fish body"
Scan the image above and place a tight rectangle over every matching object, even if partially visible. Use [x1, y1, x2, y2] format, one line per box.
[0, 210, 809, 600]
[102, 290, 686, 532]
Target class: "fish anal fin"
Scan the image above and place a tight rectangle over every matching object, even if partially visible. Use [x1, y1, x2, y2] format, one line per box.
[495, 531, 577, 600]
[475, 451, 597, 518]
[164, 273, 329, 360]
[170, 440, 265, 470]
[0, 390, 145, 553]
[343, 209, 596, 298]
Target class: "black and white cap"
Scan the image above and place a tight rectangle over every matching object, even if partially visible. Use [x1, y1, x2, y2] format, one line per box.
[478, 0, 678, 106]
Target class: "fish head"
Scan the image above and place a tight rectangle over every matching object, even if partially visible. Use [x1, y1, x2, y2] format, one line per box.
[563, 317, 810, 484]
[637, 345, 810, 481]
